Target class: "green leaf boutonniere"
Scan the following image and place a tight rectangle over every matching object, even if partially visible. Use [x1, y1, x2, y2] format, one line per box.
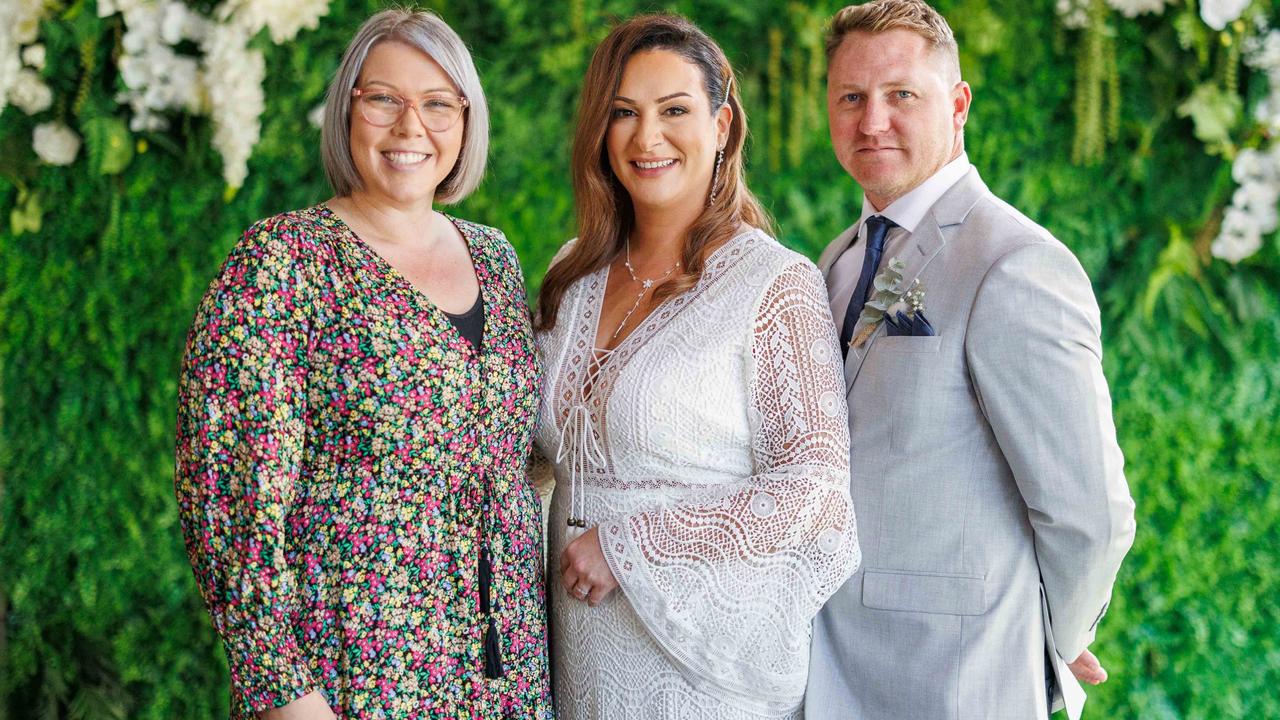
[849, 257, 927, 349]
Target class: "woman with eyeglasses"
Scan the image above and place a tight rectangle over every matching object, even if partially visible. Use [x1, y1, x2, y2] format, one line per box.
[174, 9, 552, 719]
[534, 14, 859, 720]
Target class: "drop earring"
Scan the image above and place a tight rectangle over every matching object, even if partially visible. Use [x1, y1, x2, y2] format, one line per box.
[707, 147, 725, 206]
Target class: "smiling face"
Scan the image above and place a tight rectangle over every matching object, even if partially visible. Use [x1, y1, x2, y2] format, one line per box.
[349, 40, 464, 210]
[827, 29, 970, 210]
[606, 49, 731, 217]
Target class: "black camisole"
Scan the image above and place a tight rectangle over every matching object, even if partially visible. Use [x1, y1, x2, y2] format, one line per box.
[443, 293, 484, 349]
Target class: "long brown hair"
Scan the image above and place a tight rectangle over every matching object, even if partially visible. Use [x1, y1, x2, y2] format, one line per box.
[535, 13, 773, 331]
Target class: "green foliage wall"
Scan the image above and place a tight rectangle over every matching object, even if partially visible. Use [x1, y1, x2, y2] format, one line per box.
[2, 1, 1277, 718]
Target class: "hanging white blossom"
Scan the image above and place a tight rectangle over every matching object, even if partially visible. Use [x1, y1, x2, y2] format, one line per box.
[1104, 0, 1173, 18]
[1200, 0, 1251, 32]
[1203, 23, 1280, 264]
[202, 21, 266, 188]
[1213, 146, 1280, 263]
[219, 0, 331, 43]
[32, 121, 82, 165]
[112, 1, 209, 131]
[9, 66, 50, 114]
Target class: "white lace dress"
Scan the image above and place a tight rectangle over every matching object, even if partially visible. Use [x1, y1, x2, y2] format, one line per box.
[535, 230, 860, 719]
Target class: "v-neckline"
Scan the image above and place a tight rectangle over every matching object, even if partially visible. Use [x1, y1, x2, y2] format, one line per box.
[574, 228, 761, 402]
[322, 204, 489, 356]
[589, 260, 677, 356]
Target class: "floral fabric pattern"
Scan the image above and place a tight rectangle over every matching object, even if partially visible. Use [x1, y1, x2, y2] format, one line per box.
[175, 205, 552, 719]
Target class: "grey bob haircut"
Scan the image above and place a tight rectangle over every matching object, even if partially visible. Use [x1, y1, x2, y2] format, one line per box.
[321, 8, 489, 204]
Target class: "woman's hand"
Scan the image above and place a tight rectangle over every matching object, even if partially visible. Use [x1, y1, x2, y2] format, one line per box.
[560, 526, 620, 607]
[259, 691, 337, 720]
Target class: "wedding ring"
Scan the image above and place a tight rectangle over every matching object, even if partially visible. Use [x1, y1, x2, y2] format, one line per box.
[574, 585, 590, 600]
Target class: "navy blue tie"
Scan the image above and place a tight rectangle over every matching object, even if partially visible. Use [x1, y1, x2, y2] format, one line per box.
[839, 215, 897, 357]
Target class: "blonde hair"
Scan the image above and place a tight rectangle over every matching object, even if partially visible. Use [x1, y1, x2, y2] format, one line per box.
[826, 0, 961, 82]
[535, 14, 772, 332]
[321, 8, 489, 204]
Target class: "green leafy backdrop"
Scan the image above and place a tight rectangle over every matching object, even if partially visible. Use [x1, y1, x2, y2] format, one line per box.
[2, 1, 1277, 718]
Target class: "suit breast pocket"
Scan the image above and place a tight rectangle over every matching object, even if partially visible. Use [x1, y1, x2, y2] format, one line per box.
[866, 336, 969, 453]
[873, 334, 942, 354]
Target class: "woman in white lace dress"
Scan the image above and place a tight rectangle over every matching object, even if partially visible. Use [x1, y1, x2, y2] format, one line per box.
[533, 14, 860, 720]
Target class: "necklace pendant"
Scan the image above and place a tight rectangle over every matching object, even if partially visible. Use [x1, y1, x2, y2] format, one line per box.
[642, 279, 654, 289]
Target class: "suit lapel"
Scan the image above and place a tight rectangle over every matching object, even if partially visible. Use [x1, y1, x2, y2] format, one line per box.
[822, 222, 861, 326]
[843, 168, 988, 392]
[819, 222, 859, 278]
[843, 220, 946, 388]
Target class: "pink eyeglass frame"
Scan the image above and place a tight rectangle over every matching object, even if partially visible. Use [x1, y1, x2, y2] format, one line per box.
[350, 87, 471, 129]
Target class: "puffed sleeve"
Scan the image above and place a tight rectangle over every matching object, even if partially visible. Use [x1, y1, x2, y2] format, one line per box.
[597, 259, 860, 713]
[174, 216, 321, 714]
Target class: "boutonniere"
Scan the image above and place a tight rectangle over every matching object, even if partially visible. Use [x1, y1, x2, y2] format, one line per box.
[849, 257, 928, 349]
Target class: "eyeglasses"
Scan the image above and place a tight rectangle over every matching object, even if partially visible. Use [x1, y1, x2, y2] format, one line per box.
[351, 87, 469, 131]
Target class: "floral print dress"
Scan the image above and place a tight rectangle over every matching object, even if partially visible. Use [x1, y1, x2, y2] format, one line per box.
[175, 205, 552, 720]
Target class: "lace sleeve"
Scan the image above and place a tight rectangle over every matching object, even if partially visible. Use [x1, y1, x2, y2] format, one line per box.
[597, 260, 860, 710]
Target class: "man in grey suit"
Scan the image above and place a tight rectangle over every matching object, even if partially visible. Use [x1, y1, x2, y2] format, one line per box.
[804, 2, 1137, 718]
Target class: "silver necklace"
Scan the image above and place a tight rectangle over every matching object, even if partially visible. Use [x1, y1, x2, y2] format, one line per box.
[611, 239, 680, 340]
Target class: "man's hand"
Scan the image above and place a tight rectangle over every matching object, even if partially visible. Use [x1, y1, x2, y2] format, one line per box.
[259, 691, 336, 719]
[1068, 649, 1108, 685]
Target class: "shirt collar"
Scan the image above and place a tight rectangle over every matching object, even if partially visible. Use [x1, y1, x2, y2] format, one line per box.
[856, 152, 972, 235]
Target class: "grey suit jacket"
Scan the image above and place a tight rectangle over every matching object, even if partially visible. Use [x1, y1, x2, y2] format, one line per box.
[805, 169, 1136, 720]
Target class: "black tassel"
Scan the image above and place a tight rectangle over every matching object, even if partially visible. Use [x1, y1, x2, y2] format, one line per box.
[483, 613, 505, 679]
[479, 545, 505, 678]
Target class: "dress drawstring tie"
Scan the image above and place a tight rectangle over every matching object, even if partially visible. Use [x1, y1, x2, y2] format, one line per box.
[479, 544, 504, 679]
[556, 403, 606, 541]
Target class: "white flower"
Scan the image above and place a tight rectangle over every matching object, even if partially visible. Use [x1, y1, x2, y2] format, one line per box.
[1245, 31, 1280, 72]
[219, 0, 331, 43]
[21, 43, 44, 70]
[1252, 86, 1280, 133]
[32, 121, 82, 165]
[114, 1, 212, 131]
[307, 102, 326, 129]
[1213, 207, 1265, 263]
[1104, 0, 1173, 19]
[1200, 0, 1251, 32]
[1056, 0, 1090, 29]
[117, 44, 205, 131]
[159, 1, 190, 44]
[9, 67, 51, 114]
[1216, 142, 1280, 264]
[1231, 183, 1279, 230]
[1232, 148, 1276, 185]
